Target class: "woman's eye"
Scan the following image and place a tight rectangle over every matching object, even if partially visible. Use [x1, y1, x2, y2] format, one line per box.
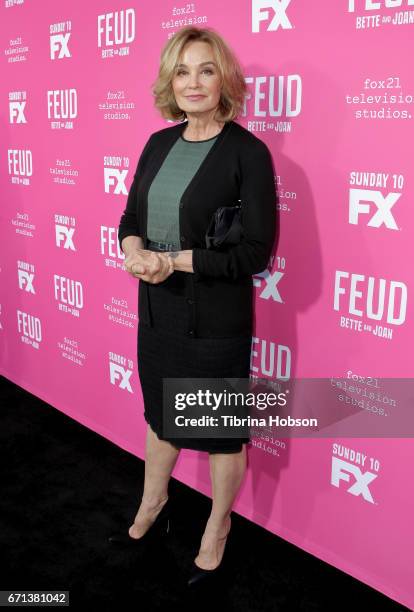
[176, 69, 214, 75]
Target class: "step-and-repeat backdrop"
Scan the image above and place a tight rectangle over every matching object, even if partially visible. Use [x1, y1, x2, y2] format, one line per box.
[1, 1, 413, 607]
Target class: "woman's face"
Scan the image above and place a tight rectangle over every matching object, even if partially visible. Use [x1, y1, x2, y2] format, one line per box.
[172, 41, 222, 118]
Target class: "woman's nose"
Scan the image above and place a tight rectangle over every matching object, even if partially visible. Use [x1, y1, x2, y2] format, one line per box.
[187, 72, 201, 86]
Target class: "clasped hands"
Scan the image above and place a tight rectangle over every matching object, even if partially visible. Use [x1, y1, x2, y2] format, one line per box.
[123, 248, 174, 284]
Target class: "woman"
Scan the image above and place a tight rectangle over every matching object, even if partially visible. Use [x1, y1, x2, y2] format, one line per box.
[112, 26, 277, 586]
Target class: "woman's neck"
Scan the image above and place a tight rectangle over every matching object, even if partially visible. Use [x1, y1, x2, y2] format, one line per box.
[183, 116, 225, 141]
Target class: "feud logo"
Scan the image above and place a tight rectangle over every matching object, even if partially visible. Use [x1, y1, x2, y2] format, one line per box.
[252, 0, 293, 32]
[334, 271, 407, 325]
[8, 149, 32, 177]
[17, 311, 42, 343]
[348, 0, 414, 11]
[47, 89, 77, 119]
[97, 9, 136, 47]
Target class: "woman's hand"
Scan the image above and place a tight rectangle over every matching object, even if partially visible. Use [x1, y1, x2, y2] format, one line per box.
[123, 249, 174, 284]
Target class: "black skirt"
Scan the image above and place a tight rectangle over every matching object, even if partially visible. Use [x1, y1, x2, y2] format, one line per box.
[137, 240, 251, 454]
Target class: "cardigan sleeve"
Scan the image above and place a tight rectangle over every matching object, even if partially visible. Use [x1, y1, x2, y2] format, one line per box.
[192, 140, 277, 280]
[118, 134, 154, 252]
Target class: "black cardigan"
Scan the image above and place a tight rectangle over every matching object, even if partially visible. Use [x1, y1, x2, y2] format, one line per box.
[118, 119, 278, 338]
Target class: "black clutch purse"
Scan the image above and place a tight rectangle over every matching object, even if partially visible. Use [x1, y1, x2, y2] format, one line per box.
[205, 201, 243, 250]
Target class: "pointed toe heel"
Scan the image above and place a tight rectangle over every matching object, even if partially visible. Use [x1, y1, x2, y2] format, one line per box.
[187, 560, 224, 587]
[187, 527, 231, 587]
[108, 500, 171, 546]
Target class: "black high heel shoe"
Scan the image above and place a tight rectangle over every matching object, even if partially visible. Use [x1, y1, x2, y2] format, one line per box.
[187, 522, 231, 587]
[108, 498, 171, 546]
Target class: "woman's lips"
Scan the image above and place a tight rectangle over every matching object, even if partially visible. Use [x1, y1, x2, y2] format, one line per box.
[186, 95, 206, 100]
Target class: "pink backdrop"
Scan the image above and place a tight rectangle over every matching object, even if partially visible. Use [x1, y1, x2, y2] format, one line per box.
[1, 1, 413, 608]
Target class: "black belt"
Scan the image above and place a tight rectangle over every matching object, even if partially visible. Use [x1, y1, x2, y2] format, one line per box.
[147, 239, 180, 252]
[143, 239, 196, 337]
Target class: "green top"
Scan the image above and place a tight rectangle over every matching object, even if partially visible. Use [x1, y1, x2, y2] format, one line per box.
[147, 133, 218, 248]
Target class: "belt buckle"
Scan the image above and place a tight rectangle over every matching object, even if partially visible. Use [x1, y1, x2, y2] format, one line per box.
[148, 239, 177, 251]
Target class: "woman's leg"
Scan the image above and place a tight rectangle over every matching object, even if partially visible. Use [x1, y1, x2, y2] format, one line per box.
[129, 424, 180, 538]
[194, 444, 247, 568]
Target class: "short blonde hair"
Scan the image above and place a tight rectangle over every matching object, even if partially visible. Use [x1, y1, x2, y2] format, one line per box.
[151, 26, 248, 123]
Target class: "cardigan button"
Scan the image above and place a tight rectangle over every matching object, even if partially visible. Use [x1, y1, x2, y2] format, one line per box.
[186, 298, 194, 305]
[179, 202, 184, 209]
[188, 330, 194, 336]
[180, 235, 185, 242]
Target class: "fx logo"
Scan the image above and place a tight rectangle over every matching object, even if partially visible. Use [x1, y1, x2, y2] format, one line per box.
[109, 362, 133, 392]
[252, 0, 293, 33]
[9, 102, 26, 124]
[331, 457, 377, 503]
[253, 269, 284, 301]
[349, 189, 399, 229]
[104, 168, 128, 194]
[56, 225, 76, 250]
[50, 33, 71, 60]
[18, 270, 35, 293]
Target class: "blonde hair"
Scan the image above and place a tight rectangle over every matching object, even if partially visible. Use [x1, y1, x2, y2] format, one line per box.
[151, 26, 248, 123]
